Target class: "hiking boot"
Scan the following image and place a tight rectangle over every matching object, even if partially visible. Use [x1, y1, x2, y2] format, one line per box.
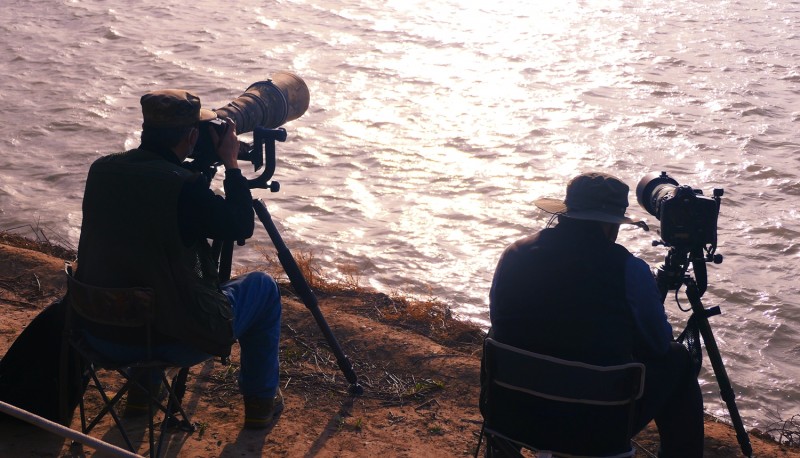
[243, 389, 284, 429]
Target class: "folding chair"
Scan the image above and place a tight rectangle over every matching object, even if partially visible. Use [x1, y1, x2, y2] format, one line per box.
[477, 338, 645, 458]
[61, 265, 206, 458]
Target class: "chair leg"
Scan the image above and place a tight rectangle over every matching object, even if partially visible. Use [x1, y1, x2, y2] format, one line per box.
[73, 365, 199, 458]
[162, 368, 195, 432]
[172, 367, 189, 408]
[155, 368, 195, 458]
[81, 368, 137, 453]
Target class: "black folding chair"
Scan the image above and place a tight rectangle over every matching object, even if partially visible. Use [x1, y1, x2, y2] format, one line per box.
[61, 265, 207, 458]
[477, 337, 645, 458]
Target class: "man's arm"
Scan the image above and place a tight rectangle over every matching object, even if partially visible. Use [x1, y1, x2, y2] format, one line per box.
[625, 256, 674, 357]
[177, 170, 254, 245]
[178, 118, 254, 245]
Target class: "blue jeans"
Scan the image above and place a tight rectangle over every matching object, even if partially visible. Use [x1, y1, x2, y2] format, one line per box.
[222, 272, 282, 399]
[86, 272, 282, 399]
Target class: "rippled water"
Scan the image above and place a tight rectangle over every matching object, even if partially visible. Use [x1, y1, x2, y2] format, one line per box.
[2, 0, 799, 431]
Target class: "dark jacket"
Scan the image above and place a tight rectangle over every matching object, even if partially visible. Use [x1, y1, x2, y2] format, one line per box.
[489, 219, 635, 365]
[76, 148, 242, 356]
[483, 220, 638, 454]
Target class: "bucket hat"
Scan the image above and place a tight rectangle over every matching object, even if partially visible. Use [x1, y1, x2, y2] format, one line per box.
[534, 172, 647, 229]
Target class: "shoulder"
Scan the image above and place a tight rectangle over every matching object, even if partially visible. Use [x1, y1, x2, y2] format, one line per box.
[500, 230, 548, 259]
[89, 149, 199, 183]
[588, 243, 633, 286]
[91, 150, 132, 166]
[611, 243, 639, 261]
[624, 255, 654, 280]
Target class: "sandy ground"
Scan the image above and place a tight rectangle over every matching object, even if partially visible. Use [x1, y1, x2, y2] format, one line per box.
[0, 238, 798, 457]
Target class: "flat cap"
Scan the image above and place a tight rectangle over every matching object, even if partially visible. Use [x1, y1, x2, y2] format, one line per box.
[140, 89, 216, 128]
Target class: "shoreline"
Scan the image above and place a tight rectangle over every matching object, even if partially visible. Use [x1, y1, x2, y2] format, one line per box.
[0, 233, 798, 457]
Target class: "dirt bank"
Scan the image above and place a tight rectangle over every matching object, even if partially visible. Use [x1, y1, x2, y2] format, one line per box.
[0, 236, 798, 457]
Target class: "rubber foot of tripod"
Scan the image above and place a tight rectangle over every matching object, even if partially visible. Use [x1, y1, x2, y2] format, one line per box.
[348, 384, 364, 396]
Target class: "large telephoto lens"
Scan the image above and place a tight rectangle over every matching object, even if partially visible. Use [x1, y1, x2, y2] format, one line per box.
[214, 71, 310, 134]
[636, 172, 679, 218]
[192, 72, 310, 165]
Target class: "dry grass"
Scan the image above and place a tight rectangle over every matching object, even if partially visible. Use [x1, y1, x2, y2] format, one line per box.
[248, 245, 484, 351]
[249, 244, 367, 294]
[0, 230, 76, 261]
[759, 412, 800, 447]
[0, 231, 73, 307]
[0, 274, 47, 308]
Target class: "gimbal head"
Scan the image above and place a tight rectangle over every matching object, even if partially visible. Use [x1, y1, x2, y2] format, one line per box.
[190, 126, 287, 194]
[654, 244, 717, 303]
[240, 126, 286, 191]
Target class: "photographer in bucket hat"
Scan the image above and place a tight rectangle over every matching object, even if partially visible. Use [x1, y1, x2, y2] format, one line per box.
[482, 172, 703, 457]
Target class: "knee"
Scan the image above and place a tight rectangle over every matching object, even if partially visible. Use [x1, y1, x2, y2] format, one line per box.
[249, 272, 281, 318]
[242, 272, 280, 299]
[261, 274, 280, 303]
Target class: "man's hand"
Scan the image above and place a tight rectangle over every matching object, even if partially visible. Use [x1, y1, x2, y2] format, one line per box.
[209, 117, 240, 170]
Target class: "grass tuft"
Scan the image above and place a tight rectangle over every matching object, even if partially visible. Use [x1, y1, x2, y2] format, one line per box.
[0, 228, 76, 260]
[757, 411, 800, 446]
[247, 246, 485, 351]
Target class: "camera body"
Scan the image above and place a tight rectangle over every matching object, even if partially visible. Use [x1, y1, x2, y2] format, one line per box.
[192, 118, 228, 168]
[207, 117, 227, 133]
[636, 172, 721, 250]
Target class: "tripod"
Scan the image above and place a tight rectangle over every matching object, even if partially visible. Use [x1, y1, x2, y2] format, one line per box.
[211, 127, 363, 395]
[656, 246, 751, 457]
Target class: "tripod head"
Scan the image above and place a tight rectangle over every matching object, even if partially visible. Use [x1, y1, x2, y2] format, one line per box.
[242, 126, 286, 192]
[192, 126, 286, 194]
[654, 245, 717, 303]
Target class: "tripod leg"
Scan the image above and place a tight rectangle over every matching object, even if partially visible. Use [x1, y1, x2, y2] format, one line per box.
[684, 279, 752, 457]
[253, 199, 363, 395]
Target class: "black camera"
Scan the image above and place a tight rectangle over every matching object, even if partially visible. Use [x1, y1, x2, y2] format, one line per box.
[636, 172, 722, 250]
[203, 117, 229, 142]
[207, 117, 228, 134]
[193, 118, 229, 165]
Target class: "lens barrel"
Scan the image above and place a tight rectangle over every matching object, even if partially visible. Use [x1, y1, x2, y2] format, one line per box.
[214, 71, 310, 134]
[636, 172, 679, 218]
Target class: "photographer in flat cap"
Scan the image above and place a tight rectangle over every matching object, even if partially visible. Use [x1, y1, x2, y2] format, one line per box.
[483, 172, 703, 457]
[75, 89, 283, 429]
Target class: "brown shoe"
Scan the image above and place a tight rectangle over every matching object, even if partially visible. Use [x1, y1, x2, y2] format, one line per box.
[244, 389, 284, 429]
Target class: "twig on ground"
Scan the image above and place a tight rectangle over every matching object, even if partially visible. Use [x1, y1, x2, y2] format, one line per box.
[414, 398, 440, 411]
[763, 412, 800, 446]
